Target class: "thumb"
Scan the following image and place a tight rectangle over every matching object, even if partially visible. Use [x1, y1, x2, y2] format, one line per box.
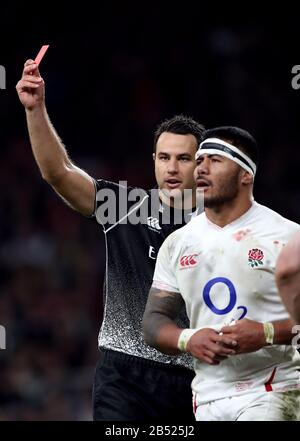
[24, 59, 41, 77]
[219, 325, 233, 334]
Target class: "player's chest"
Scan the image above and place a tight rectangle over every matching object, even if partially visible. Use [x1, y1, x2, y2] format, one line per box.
[174, 233, 283, 319]
[174, 232, 282, 282]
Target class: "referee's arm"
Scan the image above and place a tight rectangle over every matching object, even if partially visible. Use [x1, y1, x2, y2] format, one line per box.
[16, 59, 95, 217]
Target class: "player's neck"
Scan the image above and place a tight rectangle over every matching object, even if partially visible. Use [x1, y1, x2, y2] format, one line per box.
[205, 197, 253, 228]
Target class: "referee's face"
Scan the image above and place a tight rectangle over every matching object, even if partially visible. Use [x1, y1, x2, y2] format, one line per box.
[154, 132, 198, 200]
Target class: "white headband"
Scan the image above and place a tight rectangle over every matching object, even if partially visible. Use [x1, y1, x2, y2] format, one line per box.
[196, 137, 257, 176]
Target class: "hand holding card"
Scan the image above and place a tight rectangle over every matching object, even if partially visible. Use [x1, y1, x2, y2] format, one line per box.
[16, 46, 49, 109]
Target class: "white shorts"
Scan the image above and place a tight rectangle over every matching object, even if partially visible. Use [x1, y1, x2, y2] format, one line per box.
[195, 390, 300, 421]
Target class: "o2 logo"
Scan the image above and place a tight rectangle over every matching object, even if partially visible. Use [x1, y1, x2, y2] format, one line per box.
[203, 277, 247, 320]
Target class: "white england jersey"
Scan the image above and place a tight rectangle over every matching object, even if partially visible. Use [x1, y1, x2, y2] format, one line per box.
[153, 201, 300, 404]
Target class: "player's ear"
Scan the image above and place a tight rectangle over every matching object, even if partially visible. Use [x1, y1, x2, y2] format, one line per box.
[241, 170, 253, 185]
[152, 153, 156, 161]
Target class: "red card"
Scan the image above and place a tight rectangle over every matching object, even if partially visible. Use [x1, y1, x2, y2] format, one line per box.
[35, 45, 49, 66]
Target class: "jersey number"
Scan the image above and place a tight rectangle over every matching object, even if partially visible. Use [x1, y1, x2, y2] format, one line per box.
[203, 277, 247, 320]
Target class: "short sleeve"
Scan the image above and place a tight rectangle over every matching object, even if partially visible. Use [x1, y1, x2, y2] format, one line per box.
[152, 236, 180, 293]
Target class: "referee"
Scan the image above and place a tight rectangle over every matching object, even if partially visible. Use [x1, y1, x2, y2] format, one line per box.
[16, 59, 204, 421]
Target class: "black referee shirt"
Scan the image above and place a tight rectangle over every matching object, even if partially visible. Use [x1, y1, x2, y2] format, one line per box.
[93, 179, 199, 368]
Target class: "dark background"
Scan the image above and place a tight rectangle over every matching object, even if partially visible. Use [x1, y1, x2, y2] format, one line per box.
[0, 5, 300, 420]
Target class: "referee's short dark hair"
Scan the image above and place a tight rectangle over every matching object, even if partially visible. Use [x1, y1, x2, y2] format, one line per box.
[202, 126, 259, 166]
[154, 115, 205, 153]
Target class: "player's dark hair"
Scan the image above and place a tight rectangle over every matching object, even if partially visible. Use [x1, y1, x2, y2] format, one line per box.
[202, 126, 259, 166]
[153, 115, 205, 153]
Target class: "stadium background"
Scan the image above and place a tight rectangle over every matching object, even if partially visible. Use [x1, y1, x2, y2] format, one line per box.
[0, 6, 299, 420]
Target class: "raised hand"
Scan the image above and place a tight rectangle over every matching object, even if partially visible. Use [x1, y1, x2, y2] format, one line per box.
[16, 60, 44, 110]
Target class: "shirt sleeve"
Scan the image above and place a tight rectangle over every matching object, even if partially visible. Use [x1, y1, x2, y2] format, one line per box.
[152, 235, 180, 293]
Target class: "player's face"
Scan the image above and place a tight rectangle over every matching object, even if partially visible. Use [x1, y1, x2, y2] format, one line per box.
[154, 132, 198, 199]
[194, 154, 242, 208]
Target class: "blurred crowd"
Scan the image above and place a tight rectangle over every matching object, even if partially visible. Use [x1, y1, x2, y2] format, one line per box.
[1, 10, 300, 419]
[0, 138, 105, 419]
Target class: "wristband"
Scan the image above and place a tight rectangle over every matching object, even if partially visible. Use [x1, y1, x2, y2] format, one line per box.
[177, 329, 198, 352]
[263, 322, 274, 345]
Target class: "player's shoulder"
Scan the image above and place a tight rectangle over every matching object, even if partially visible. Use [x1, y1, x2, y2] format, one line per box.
[255, 202, 300, 236]
[163, 211, 205, 246]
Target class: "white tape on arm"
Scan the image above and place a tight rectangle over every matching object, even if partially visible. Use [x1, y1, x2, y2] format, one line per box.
[177, 329, 199, 352]
[263, 322, 274, 345]
[178, 324, 228, 352]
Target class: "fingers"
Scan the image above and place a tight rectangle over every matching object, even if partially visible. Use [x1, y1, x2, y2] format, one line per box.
[23, 60, 41, 77]
[16, 76, 43, 92]
[25, 59, 35, 66]
[193, 342, 235, 364]
[214, 333, 237, 347]
[202, 351, 221, 365]
[17, 80, 41, 89]
[203, 356, 219, 365]
[17, 62, 44, 93]
[210, 342, 236, 356]
[217, 335, 238, 347]
[22, 75, 43, 84]
[220, 325, 236, 334]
